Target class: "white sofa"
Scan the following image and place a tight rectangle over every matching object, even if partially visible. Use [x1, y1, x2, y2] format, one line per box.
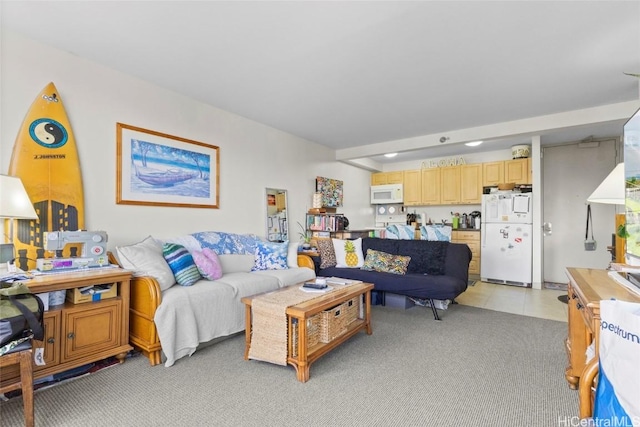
[113, 232, 315, 367]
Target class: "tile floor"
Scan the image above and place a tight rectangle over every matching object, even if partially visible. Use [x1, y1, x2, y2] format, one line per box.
[456, 281, 568, 322]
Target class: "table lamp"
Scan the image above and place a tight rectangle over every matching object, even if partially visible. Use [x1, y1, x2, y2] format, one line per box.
[587, 163, 625, 262]
[0, 175, 39, 268]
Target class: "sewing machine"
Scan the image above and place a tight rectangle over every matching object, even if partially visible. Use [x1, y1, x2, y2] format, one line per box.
[36, 231, 108, 271]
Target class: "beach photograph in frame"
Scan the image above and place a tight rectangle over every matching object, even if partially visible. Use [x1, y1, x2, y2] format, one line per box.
[116, 123, 219, 208]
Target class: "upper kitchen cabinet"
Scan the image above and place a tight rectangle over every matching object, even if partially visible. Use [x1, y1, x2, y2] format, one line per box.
[371, 171, 404, 185]
[420, 168, 441, 205]
[440, 166, 461, 204]
[403, 170, 421, 205]
[482, 161, 504, 187]
[505, 158, 531, 184]
[460, 164, 482, 204]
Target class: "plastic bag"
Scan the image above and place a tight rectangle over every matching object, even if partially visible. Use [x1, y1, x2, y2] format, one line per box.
[593, 299, 640, 426]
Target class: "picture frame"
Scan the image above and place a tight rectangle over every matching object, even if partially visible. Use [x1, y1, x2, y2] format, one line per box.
[116, 123, 219, 208]
[315, 176, 343, 207]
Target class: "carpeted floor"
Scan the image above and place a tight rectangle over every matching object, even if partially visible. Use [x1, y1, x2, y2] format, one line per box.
[0, 304, 578, 427]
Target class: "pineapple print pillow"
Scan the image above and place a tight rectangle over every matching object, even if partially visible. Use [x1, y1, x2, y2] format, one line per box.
[332, 238, 365, 268]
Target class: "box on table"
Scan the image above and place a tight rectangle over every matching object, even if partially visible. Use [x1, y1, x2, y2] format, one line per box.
[35, 292, 50, 311]
[66, 284, 117, 304]
[385, 293, 415, 309]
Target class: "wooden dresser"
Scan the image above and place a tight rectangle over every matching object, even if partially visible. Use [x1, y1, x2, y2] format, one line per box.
[0, 268, 132, 388]
[564, 267, 640, 417]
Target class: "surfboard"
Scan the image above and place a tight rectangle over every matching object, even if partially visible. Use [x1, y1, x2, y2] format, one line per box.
[8, 82, 85, 270]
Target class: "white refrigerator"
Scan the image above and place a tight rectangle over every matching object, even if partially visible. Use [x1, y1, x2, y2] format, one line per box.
[480, 192, 533, 287]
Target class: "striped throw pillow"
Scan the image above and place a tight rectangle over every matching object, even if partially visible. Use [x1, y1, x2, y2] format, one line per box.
[162, 243, 202, 286]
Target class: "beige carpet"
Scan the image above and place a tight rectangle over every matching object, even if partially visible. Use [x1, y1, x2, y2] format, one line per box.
[0, 304, 578, 427]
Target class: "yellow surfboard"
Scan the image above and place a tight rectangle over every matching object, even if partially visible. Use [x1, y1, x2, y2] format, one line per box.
[8, 82, 84, 270]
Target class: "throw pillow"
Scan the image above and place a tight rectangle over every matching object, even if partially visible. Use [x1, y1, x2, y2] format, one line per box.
[115, 236, 176, 291]
[332, 238, 365, 268]
[192, 248, 223, 280]
[362, 249, 411, 275]
[317, 239, 336, 269]
[251, 240, 289, 271]
[162, 243, 202, 286]
[287, 241, 299, 268]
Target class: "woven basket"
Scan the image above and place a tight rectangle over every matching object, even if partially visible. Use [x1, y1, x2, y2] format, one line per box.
[343, 296, 360, 325]
[319, 303, 349, 343]
[291, 316, 321, 357]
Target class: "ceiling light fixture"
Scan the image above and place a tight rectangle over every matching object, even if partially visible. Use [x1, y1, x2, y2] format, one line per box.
[384, 153, 398, 158]
[465, 141, 483, 147]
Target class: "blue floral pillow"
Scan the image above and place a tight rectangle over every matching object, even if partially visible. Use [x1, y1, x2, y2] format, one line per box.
[252, 240, 289, 271]
[162, 243, 202, 286]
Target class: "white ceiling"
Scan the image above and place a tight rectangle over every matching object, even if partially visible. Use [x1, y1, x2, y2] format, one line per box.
[2, 1, 639, 166]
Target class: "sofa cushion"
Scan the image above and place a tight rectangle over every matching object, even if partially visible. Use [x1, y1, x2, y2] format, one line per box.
[115, 236, 175, 291]
[192, 231, 260, 255]
[215, 272, 281, 298]
[362, 238, 399, 255]
[362, 249, 410, 275]
[252, 240, 289, 271]
[253, 267, 316, 287]
[332, 238, 365, 268]
[318, 266, 467, 301]
[317, 239, 336, 269]
[396, 240, 448, 275]
[192, 248, 223, 280]
[163, 243, 202, 286]
[287, 241, 300, 268]
[218, 254, 255, 274]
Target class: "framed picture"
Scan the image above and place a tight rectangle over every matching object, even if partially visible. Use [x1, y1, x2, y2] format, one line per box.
[316, 176, 343, 207]
[116, 123, 219, 208]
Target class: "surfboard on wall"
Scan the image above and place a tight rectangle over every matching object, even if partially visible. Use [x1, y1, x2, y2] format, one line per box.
[8, 82, 85, 270]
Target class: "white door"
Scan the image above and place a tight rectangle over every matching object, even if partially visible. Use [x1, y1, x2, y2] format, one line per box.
[542, 140, 620, 284]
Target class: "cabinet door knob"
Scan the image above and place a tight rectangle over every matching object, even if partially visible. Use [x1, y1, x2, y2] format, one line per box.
[576, 302, 584, 310]
[67, 332, 75, 339]
[47, 338, 55, 344]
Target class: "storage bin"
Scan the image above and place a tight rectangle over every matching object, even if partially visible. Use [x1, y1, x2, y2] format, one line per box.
[291, 316, 320, 357]
[319, 302, 349, 343]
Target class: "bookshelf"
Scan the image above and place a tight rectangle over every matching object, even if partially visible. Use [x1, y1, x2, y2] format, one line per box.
[305, 213, 345, 239]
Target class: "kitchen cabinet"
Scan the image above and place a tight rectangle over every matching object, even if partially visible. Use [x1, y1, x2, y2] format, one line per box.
[371, 171, 403, 185]
[505, 158, 531, 184]
[451, 230, 480, 277]
[402, 170, 421, 205]
[440, 166, 460, 204]
[482, 161, 504, 187]
[420, 168, 441, 205]
[0, 269, 132, 389]
[460, 164, 482, 204]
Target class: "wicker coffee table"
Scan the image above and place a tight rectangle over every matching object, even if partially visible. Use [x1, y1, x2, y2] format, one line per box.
[242, 282, 373, 382]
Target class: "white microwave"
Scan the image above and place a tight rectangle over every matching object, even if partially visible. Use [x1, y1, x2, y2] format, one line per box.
[371, 184, 403, 204]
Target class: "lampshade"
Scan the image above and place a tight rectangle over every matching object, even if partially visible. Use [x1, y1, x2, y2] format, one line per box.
[587, 163, 625, 205]
[0, 175, 38, 219]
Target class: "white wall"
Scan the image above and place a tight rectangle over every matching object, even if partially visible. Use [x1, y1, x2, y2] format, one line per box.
[0, 30, 374, 250]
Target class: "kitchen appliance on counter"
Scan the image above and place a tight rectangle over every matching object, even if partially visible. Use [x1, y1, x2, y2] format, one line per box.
[480, 192, 532, 287]
[371, 184, 403, 204]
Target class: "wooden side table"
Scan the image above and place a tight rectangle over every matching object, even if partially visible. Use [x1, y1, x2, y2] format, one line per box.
[564, 267, 640, 418]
